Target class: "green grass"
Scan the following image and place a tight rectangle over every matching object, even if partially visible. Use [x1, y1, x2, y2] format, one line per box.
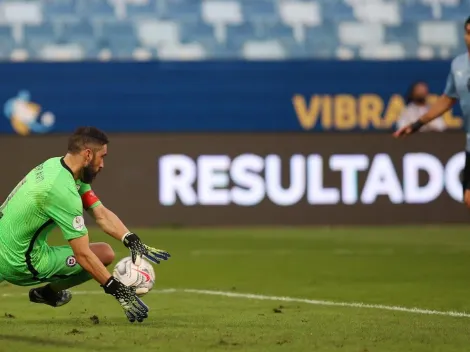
[1, 226, 470, 351]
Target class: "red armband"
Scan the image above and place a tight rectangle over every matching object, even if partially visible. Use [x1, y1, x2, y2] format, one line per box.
[81, 190, 100, 209]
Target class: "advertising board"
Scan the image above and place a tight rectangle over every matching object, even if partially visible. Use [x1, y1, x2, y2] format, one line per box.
[0, 61, 462, 135]
[0, 133, 467, 226]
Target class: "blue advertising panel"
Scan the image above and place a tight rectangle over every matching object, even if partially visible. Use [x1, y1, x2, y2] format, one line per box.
[0, 60, 463, 135]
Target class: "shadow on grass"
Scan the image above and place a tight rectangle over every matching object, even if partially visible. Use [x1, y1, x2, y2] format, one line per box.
[0, 334, 112, 350]
[13, 317, 174, 329]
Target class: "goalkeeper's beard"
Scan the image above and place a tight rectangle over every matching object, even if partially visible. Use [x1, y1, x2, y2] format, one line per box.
[80, 163, 98, 184]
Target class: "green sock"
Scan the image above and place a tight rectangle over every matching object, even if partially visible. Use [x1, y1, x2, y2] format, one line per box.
[48, 271, 93, 292]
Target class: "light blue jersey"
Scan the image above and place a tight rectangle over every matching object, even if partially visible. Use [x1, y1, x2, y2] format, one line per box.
[444, 53, 470, 150]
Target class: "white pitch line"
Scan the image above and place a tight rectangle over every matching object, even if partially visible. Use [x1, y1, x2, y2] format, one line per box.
[182, 289, 470, 318]
[1, 288, 469, 318]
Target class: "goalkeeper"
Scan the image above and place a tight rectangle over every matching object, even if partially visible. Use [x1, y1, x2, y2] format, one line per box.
[0, 127, 170, 323]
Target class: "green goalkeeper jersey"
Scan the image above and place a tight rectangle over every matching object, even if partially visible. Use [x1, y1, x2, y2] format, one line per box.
[0, 157, 101, 280]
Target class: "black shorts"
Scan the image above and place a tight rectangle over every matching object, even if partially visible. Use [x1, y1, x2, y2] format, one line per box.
[462, 152, 470, 194]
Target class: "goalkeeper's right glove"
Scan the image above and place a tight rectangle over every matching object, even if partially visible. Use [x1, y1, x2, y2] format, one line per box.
[102, 276, 149, 323]
[122, 232, 171, 266]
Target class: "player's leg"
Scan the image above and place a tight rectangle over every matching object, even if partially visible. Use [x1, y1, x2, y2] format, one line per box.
[29, 242, 114, 307]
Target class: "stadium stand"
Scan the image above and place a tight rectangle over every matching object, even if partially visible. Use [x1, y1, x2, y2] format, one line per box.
[0, 0, 466, 61]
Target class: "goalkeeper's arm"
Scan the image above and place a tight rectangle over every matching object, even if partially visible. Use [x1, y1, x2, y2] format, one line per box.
[88, 204, 129, 241]
[69, 235, 111, 284]
[88, 204, 171, 266]
[69, 235, 149, 323]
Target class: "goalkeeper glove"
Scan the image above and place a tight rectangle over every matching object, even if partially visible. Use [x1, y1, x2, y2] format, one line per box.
[102, 276, 149, 323]
[122, 232, 171, 266]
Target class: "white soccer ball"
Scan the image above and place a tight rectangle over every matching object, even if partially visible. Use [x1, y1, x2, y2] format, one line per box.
[112, 256, 155, 297]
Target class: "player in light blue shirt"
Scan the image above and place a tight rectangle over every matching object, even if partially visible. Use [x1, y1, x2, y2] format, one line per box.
[394, 16, 470, 206]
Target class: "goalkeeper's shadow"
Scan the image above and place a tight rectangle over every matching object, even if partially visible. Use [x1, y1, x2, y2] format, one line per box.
[0, 333, 112, 350]
[20, 316, 167, 328]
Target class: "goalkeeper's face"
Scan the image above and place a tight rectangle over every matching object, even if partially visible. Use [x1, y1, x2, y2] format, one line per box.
[81, 145, 107, 184]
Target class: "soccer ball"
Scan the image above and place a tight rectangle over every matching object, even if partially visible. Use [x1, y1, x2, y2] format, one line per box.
[112, 256, 155, 297]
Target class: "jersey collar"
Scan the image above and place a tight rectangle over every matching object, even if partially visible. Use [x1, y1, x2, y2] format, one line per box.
[60, 157, 74, 178]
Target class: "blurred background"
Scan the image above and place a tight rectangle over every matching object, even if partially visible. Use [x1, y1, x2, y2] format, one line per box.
[0, 0, 468, 226]
[2, 3, 470, 350]
[0, 0, 466, 61]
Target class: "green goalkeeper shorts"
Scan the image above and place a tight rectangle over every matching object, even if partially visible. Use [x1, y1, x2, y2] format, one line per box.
[1, 245, 84, 286]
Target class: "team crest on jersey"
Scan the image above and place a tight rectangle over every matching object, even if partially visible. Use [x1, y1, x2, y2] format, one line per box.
[76, 184, 81, 191]
[73, 216, 85, 231]
[66, 256, 77, 267]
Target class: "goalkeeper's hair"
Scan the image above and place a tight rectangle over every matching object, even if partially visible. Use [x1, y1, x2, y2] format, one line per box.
[68, 126, 109, 154]
[466, 16, 470, 28]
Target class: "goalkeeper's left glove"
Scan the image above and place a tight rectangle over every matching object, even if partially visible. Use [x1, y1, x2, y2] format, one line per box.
[102, 276, 149, 323]
[122, 232, 171, 266]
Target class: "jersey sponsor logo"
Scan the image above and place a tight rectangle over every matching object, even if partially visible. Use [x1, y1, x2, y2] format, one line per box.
[66, 255, 77, 267]
[81, 190, 100, 209]
[73, 216, 85, 231]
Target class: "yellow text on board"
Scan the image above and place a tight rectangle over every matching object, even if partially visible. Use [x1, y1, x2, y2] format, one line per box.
[293, 94, 463, 130]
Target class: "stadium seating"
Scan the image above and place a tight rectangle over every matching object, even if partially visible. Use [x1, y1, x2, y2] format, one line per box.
[0, 0, 467, 61]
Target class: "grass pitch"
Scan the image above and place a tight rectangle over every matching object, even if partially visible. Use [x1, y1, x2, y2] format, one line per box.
[1, 226, 470, 351]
